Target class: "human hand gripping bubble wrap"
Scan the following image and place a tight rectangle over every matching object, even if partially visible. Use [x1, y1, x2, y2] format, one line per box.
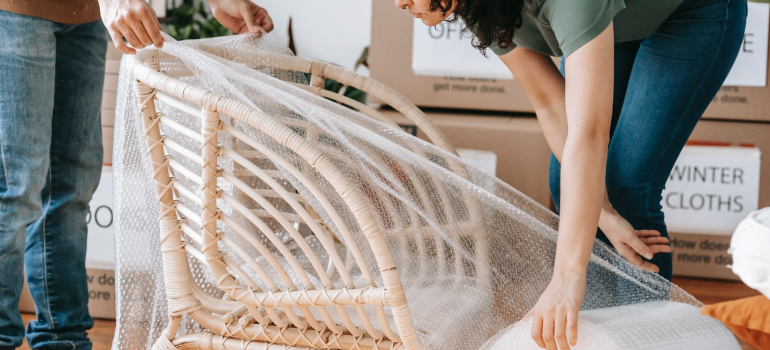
[112, 33, 739, 350]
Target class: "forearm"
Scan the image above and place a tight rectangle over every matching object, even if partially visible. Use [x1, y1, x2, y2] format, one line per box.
[554, 134, 609, 273]
[534, 103, 568, 161]
[537, 103, 616, 217]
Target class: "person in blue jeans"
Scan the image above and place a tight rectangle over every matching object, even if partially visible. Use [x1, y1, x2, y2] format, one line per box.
[399, 0, 746, 348]
[0, 0, 272, 348]
[0, 7, 107, 350]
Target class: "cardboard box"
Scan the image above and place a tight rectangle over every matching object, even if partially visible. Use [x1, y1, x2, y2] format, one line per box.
[380, 108, 553, 207]
[669, 119, 769, 280]
[670, 232, 738, 280]
[662, 145, 761, 235]
[687, 120, 769, 208]
[103, 126, 113, 166]
[705, 85, 770, 122]
[371, 1, 770, 122]
[703, 2, 770, 122]
[101, 91, 117, 110]
[370, 0, 537, 113]
[101, 107, 115, 127]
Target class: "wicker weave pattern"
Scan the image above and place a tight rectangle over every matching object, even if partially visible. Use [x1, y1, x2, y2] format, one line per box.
[129, 48, 467, 350]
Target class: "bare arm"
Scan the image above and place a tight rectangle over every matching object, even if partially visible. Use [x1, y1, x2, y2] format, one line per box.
[531, 23, 614, 350]
[500, 23, 618, 350]
[556, 20, 615, 276]
[498, 31, 670, 274]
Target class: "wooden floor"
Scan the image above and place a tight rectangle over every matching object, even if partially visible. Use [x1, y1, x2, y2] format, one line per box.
[18, 277, 762, 350]
[19, 314, 115, 350]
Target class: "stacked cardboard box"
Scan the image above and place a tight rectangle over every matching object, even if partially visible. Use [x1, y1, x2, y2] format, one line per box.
[704, 2, 770, 122]
[371, 0, 770, 123]
[667, 121, 769, 280]
[379, 109, 553, 208]
[370, 0, 538, 113]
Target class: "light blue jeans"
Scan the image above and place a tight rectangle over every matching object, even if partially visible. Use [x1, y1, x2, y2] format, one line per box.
[549, 0, 747, 281]
[0, 10, 107, 350]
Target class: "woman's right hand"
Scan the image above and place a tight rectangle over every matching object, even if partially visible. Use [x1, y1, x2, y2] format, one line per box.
[98, 0, 165, 54]
[526, 267, 586, 350]
[598, 206, 672, 273]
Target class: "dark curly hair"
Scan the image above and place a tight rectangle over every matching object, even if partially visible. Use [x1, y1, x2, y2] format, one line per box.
[429, 0, 525, 55]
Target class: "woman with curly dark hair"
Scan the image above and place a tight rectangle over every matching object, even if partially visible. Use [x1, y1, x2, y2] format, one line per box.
[396, 0, 746, 349]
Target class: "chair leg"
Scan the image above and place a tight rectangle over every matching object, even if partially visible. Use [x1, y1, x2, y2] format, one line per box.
[151, 316, 183, 350]
[152, 333, 179, 350]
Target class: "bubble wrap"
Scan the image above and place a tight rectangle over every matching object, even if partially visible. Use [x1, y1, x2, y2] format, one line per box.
[482, 302, 739, 350]
[111, 34, 734, 350]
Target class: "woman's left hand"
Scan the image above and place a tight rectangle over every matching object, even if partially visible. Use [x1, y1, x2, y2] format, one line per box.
[599, 207, 672, 272]
[208, 0, 274, 34]
[526, 269, 586, 350]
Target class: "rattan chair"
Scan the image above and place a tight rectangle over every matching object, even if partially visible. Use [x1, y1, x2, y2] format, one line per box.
[129, 47, 489, 350]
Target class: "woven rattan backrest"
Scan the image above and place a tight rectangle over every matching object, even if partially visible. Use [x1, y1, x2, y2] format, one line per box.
[131, 50, 432, 350]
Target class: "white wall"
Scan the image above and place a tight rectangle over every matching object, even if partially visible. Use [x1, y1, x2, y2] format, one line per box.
[254, 0, 372, 73]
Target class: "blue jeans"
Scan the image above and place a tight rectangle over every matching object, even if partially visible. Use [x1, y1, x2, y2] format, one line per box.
[0, 10, 107, 350]
[549, 0, 747, 281]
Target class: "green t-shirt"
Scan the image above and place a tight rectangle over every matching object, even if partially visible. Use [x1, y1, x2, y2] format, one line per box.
[489, 0, 685, 57]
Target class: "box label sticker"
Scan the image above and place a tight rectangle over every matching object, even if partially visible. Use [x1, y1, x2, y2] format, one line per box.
[86, 269, 117, 319]
[712, 85, 750, 107]
[411, 19, 513, 79]
[670, 233, 738, 280]
[722, 2, 769, 87]
[87, 270, 115, 302]
[661, 146, 761, 235]
[429, 76, 509, 94]
[457, 148, 497, 176]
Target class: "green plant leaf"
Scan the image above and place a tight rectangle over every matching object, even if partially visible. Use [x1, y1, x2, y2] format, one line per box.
[198, 2, 208, 18]
[167, 2, 232, 40]
[168, 27, 181, 40]
[181, 25, 193, 40]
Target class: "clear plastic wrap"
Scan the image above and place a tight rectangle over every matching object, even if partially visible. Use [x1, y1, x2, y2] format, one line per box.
[111, 33, 735, 350]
